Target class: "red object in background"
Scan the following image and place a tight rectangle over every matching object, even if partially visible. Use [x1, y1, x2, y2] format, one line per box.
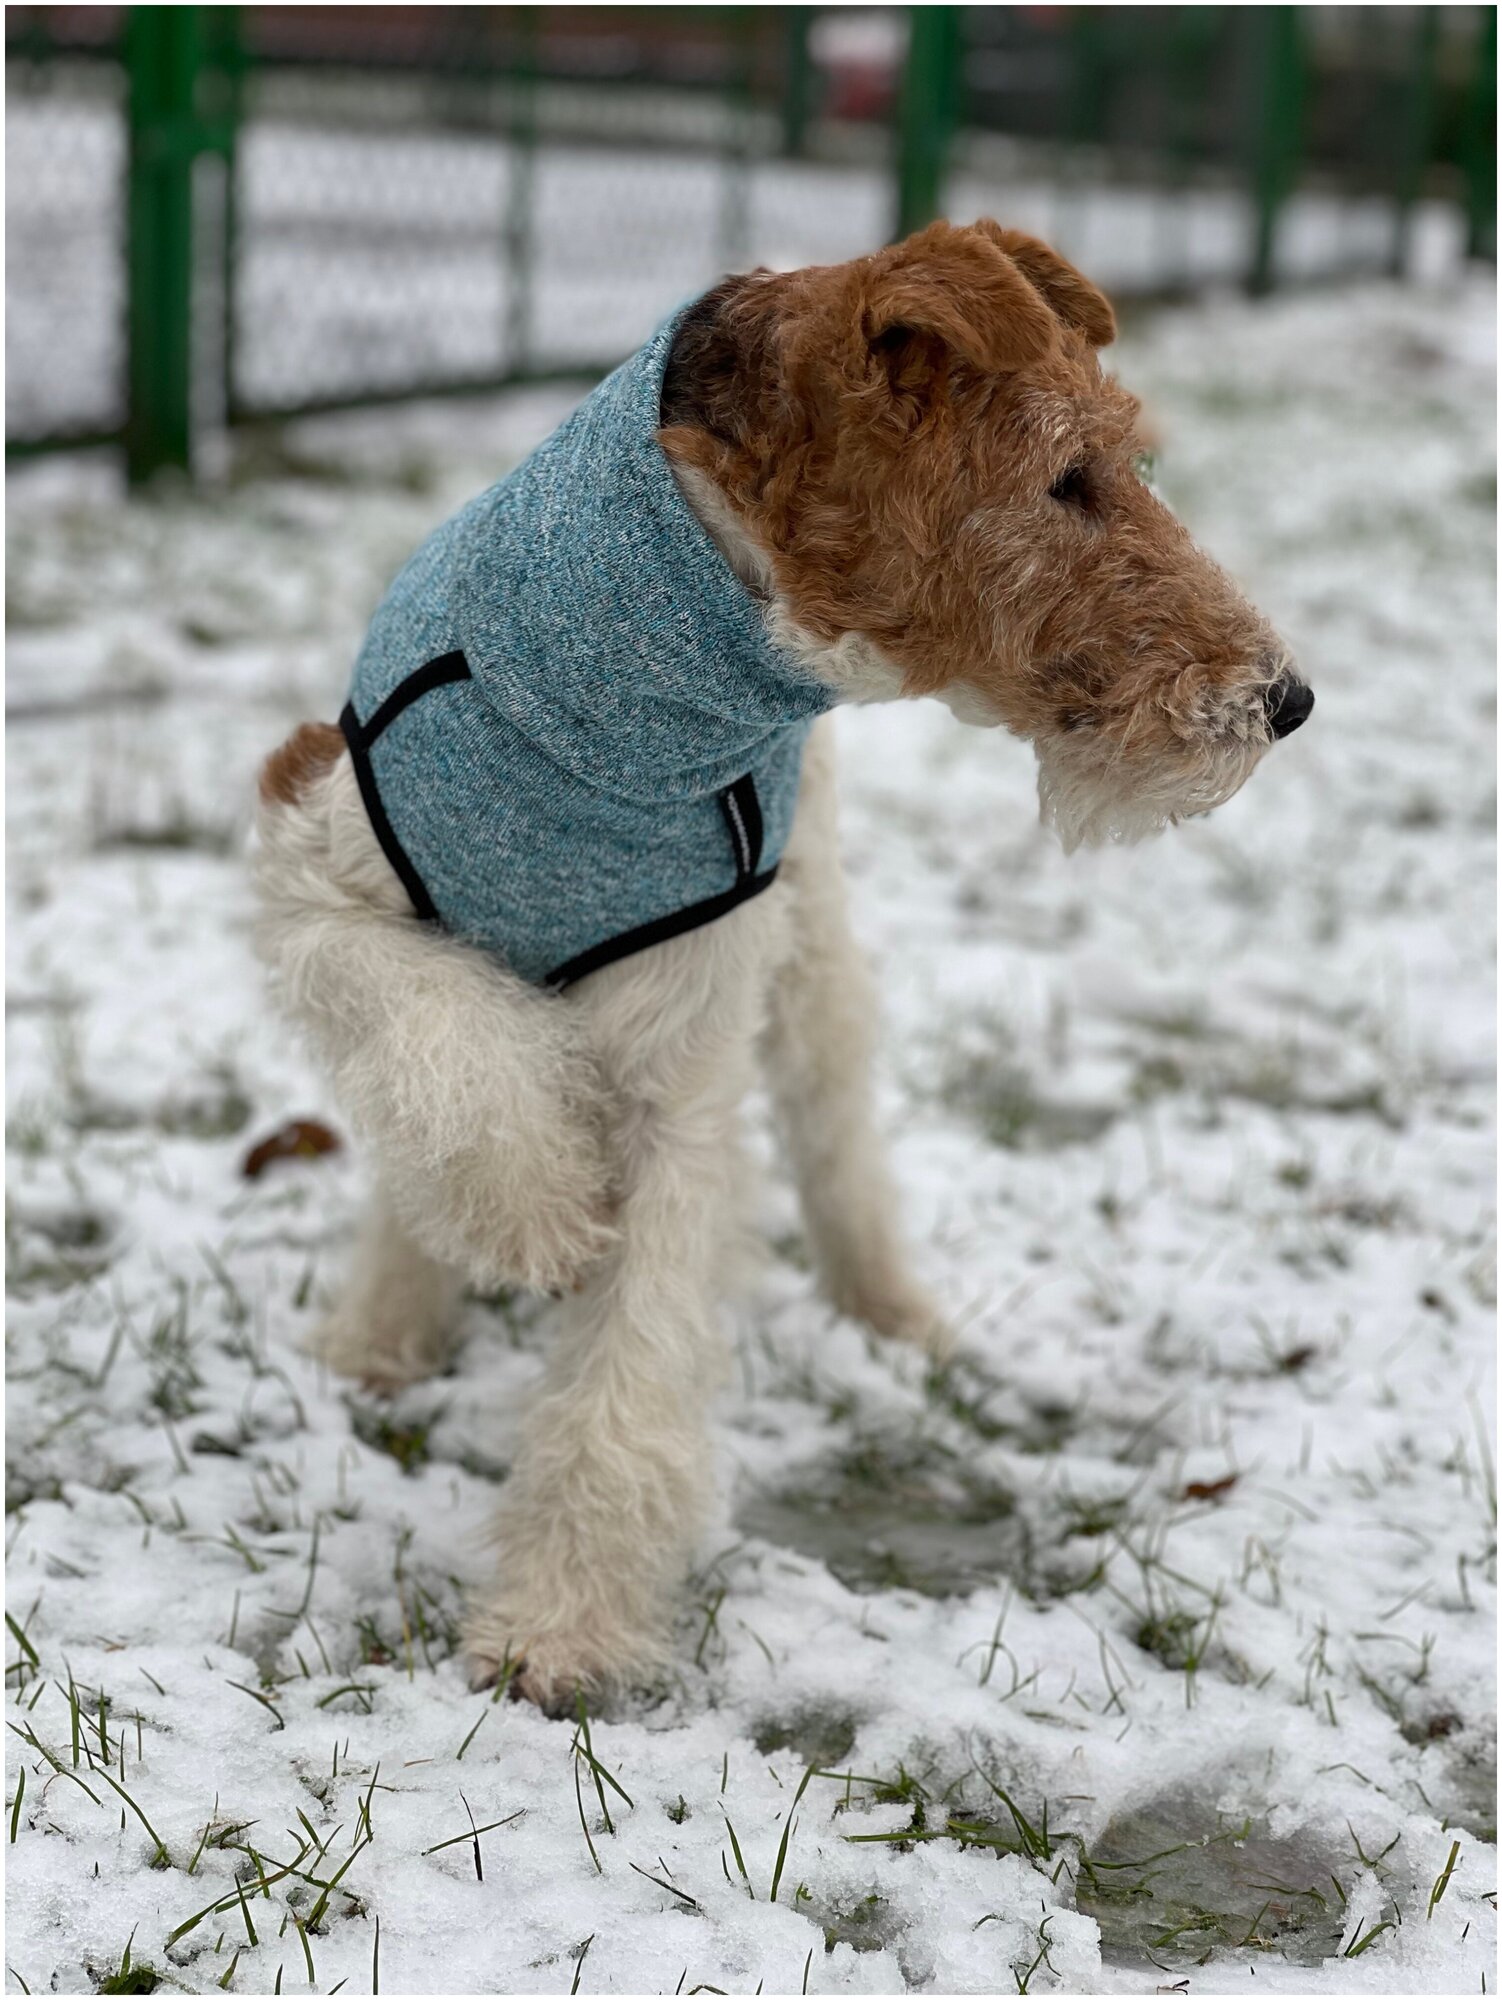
[812, 9, 905, 123]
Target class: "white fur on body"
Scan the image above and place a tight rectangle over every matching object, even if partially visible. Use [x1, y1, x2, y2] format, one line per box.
[254, 717, 938, 1705]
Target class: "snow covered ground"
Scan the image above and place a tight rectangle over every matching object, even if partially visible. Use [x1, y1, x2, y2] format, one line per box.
[6, 276, 1496, 1997]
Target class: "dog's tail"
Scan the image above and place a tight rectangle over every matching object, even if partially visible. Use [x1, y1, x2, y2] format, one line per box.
[259, 720, 347, 815]
[252, 727, 615, 1289]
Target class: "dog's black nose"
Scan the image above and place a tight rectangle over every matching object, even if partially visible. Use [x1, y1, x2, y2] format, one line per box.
[1265, 675, 1314, 740]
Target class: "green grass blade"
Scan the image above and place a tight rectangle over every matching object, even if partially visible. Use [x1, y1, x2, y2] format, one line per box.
[769, 1766, 815, 1903]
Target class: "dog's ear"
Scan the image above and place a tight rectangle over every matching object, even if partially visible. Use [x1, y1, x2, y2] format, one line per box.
[660, 272, 772, 448]
[971, 221, 1116, 348]
[862, 221, 1057, 378]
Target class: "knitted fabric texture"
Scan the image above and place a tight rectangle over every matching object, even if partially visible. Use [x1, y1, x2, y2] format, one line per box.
[341, 306, 837, 989]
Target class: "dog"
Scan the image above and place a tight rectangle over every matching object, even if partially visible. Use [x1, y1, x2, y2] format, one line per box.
[254, 219, 1312, 1709]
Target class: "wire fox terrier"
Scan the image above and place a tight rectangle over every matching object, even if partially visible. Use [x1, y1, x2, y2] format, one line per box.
[255, 220, 1312, 1708]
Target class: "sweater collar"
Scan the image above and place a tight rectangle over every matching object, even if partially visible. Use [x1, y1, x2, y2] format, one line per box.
[459, 306, 836, 802]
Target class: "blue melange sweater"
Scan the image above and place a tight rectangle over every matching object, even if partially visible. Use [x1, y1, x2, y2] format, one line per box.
[340, 308, 836, 989]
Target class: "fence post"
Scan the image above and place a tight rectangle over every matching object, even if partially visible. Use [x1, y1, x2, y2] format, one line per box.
[126, 6, 207, 482]
[1462, 5, 1497, 262]
[780, 7, 815, 158]
[894, 5, 960, 239]
[202, 7, 243, 429]
[1389, 8, 1439, 278]
[1246, 6, 1303, 295]
[1064, 6, 1109, 148]
[719, 8, 755, 273]
[503, 8, 537, 376]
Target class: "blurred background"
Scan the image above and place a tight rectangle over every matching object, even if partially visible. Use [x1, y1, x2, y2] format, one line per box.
[6, 3, 1497, 482]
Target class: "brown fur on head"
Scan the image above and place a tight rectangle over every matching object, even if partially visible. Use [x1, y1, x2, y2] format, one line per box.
[660, 219, 1307, 849]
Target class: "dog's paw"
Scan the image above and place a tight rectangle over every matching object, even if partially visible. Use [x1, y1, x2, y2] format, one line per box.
[848, 1278, 954, 1357]
[462, 1604, 662, 1715]
[306, 1296, 454, 1394]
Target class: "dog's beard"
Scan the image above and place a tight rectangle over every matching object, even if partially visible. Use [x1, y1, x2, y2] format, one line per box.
[1036, 727, 1268, 853]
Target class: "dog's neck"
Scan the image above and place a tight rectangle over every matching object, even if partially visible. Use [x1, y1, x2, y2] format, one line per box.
[670, 457, 999, 727]
[666, 458, 908, 706]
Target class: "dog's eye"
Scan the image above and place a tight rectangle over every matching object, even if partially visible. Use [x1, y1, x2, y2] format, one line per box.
[1049, 464, 1090, 509]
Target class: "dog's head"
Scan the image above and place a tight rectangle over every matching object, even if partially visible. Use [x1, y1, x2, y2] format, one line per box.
[660, 219, 1311, 849]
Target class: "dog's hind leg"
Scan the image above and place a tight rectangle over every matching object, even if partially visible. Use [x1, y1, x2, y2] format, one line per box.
[309, 1184, 463, 1393]
[762, 719, 948, 1352]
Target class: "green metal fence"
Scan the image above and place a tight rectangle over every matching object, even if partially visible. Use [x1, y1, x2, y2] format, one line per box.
[6, 5, 1495, 483]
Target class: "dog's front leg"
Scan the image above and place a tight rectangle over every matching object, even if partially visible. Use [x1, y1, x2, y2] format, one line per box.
[464, 901, 778, 1709]
[255, 749, 617, 1301]
[763, 720, 948, 1352]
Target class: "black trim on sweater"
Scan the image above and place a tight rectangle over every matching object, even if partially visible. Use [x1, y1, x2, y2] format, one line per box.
[340, 701, 441, 923]
[343, 672, 781, 992]
[350, 650, 472, 748]
[339, 652, 473, 923]
[543, 867, 780, 990]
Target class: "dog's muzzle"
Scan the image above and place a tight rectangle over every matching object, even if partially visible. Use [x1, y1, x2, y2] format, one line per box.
[1264, 673, 1315, 740]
